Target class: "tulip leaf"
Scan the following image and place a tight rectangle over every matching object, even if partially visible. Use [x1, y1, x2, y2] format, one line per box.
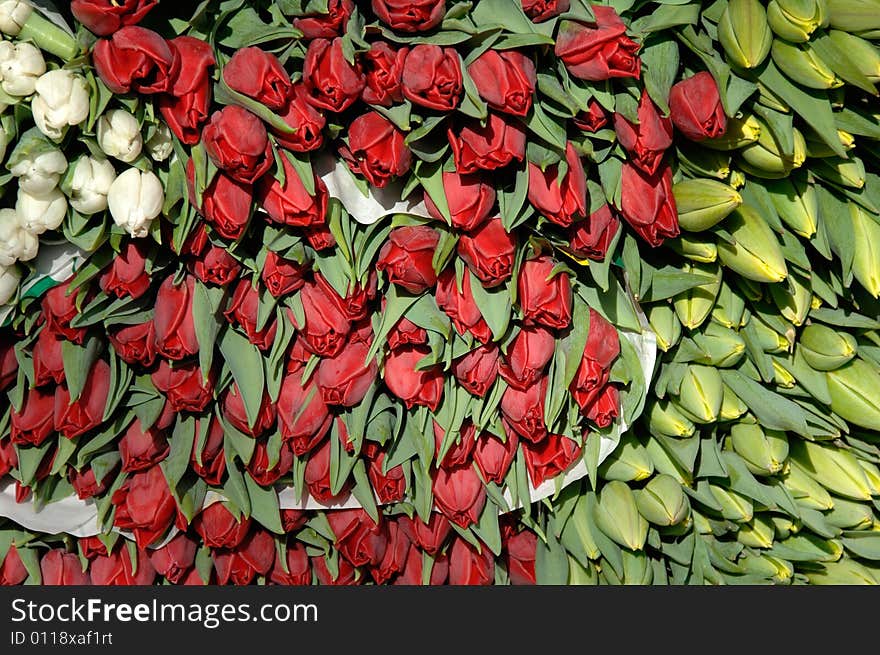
[352, 460, 380, 523]
[213, 77, 296, 135]
[161, 415, 197, 492]
[15, 440, 54, 488]
[640, 36, 679, 114]
[632, 4, 700, 34]
[244, 473, 283, 534]
[535, 529, 570, 584]
[222, 457, 252, 518]
[219, 328, 266, 430]
[720, 369, 811, 437]
[60, 336, 101, 403]
[329, 416, 358, 496]
[468, 270, 511, 341]
[193, 280, 224, 384]
[499, 163, 530, 231]
[470, 0, 541, 35]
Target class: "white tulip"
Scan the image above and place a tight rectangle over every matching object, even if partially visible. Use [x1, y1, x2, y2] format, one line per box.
[0, 40, 44, 96]
[0, 0, 32, 36]
[31, 69, 89, 141]
[146, 122, 173, 162]
[9, 146, 66, 195]
[16, 186, 66, 235]
[97, 109, 143, 163]
[108, 168, 163, 238]
[67, 155, 116, 215]
[0, 207, 37, 265]
[0, 263, 19, 305]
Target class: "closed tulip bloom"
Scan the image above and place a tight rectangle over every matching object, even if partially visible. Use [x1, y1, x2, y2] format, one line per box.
[432, 463, 487, 528]
[423, 170, 496, 232]
[223, 46, 292, 110]
[0, 209, 38, 265]
[0, 41, 44, 96]
[499, 326, 555, 390]
[527, 142, 588, 227]
[66, 155, 116, 215]
[16, 187, 66, 236]
[619, 161, 680, 247]
[97, 109, 143, 163]
[383, 345, 444, 411]
[153, 274, 199, 360]
[107, 168, 164, 238]
[40, 550, 90, 585]
[555, 8, 641, 81]
[518, 256, 572, 330]
[457, 218, 516, 288]
[467, 49, 536, 117]
[613, 90, 673, 176]
[31, 70, 89, 141]
[8, 144, 66, 197]
[668, 72, 727, 141]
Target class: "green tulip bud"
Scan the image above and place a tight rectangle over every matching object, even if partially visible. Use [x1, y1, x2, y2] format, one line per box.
[827, 358, 880, 431]
[635, 474, 690, 526]
[621, 549, 654, 584]
[717, 206, 788, 283]
[644, 436, 693, 485]
[813, 155, 866, 189]
[783, 459, 835, 510]
[720, 383, 749, 420]
[647, 303, 682, 352]
[719, 0, 774, 68]
[771, 39, 842, 88]
[673, 262, 722, 329]
[673, 179, 743, 232]
[858, 459, 880, 496]
[750, 314, 791, 353]
[826, 0, 880, 32]
[790, 439, 875, 501]
[768, 0, 829, 41]
[647, 399, 696, 438]
[825, 496, 875, 529]
[771, 515, 798, 540]
[708, 483, 754, 522]
[598, 432, 654, 482]
[807, 559, 878, 585]
[703, 114, 762, 151]
[771, 358, 797, 388]
[764, 176, 818, 238]
[594, 481, 649, 551]
[674, 364, 724, 424]
[755, 80, 791, 113]
[711, 281, 747, 329]
[677, 144, 733, 180]
[693, 322, 746, 367]
[737, 515, 777, 548]
[567, 556, 599, 585]
[741, 553, 795, 582]
[800, 323, 857, 371]
[804, 128, 856, 158]
[667, 233, 718, 263]
[828, 30, 880, 82]
[730, 422, 789, 475]
[737, 125, 806, 178]
[769, 275, 812, 327]
[850, 204, 880, 298]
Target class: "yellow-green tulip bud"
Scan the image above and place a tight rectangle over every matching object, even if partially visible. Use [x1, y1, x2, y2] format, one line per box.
[677, 144, 732, 180]
[764, 176, 818, 238]
[771, 39, 843, 89]
[635, 474, 690, 526]
[858, 459, 880, 496]
[737, 515, 777, 548]
[717, 206, 788, 283]
[750, 314, 791, 353]
[769, 276, 812, 327]
[825, 496, 875, 529]
[673, 178, 743, 232]
[711, 281, 747, 329]
[693, 322, 746, 367]
[673, 262, 722, 329]
[708, 483, 754, 522]
[567, 557, 599, 585]
[598, 432, 654, 482]
[813, 155, 866, 189]
[737, 126, 806, 178]
[621, 549, 654, 584]
[720, 383, 749, 420]
[719, 0, 774, 69]
[790, 439, 875, 501]
[828, 30, 880, 82]
[647, 399, 696, 438]
[703, 114, 761, 151]
[807, 559, 877, 584]
[826, 0, 880, 32]
[783, 459, 835, 510]
[667, 233, 718, 263]
[647, 303, 682, 352]
[827, 358, 880, 431]
[800, 323, 857, 371]
[593, 481, 649, 551]
[730, 422, 789, 475]
[771, 515, 798, 540]
[850, 204, 880, 297]
[674, 364, 724, 424]
[768, 0, 829, 41]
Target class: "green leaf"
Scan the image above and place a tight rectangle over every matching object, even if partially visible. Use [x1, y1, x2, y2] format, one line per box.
[245, 473, 284, 534]
[499, 163, 530, 231]
[351, 460, 379, 523]
[468, 270, 512, 341]
[720, 369, 811, 437]
[219, 328, 266, 430]
[161, 415, 196, 491]
[640, 37, 680, 114]
[61, 336, 101, 403]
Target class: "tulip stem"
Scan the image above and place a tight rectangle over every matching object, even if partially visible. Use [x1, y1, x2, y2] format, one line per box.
[18, 13, 78, 62]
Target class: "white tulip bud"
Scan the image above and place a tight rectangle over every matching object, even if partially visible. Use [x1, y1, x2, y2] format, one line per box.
[0, 207, 37, 265]
[108, 168, 163, 238]
[9, 146, 66, 195]
[0, 0, 32, 36]
[66, 155, 116, 215]
[16, 186, 66, 235]
[0, 263, 19, 305]
[146, 123, 173, 162]
[31, 69, 89, 141]
[97, 109, 143, 163]
[0, 40, 44, 96]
